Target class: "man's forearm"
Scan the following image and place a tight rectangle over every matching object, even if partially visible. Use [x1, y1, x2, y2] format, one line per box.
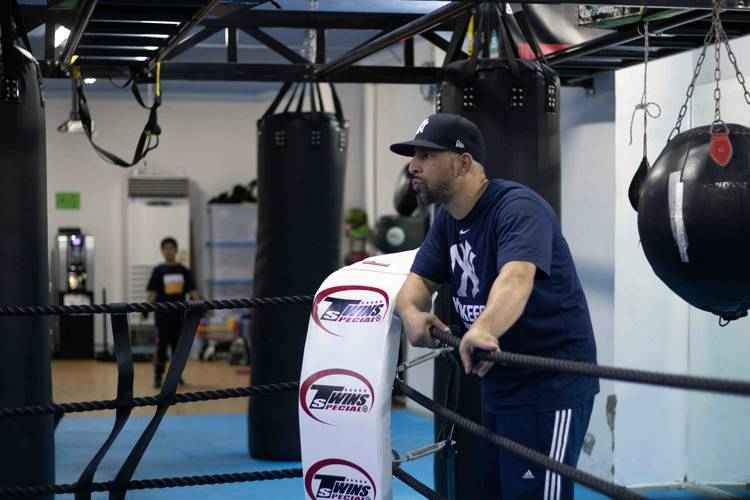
[472, 262, 534, 340]
[395, 273, 436, 316]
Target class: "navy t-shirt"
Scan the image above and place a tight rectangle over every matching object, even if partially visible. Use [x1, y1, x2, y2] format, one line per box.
[411, 179, 599, 414]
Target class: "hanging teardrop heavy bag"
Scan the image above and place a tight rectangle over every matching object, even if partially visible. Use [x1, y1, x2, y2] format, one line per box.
[637, 124, 750, 322]
[437, 6, 562, 214]
[0, 4, 54, 495]
[249, 82, 347, 460]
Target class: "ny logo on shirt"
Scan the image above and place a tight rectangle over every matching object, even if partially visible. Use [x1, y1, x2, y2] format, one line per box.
[450, 240, 480, 298]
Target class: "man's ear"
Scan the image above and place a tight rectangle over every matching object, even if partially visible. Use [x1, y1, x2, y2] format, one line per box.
[459, 153, 473, 174]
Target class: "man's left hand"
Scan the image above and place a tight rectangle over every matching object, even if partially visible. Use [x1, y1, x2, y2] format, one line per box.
[458, 327, 500, 377]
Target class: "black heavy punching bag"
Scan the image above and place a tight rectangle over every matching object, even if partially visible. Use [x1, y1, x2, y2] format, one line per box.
[432, 6, 560, 498]
[0, 2, 54, 496]
[249, 82, 347, 460]
[638, 123, 750, 322]
[437, 4, 561, 215]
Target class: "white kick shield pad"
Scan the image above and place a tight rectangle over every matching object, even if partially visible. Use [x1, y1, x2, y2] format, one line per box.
[299, 250, 417, 500]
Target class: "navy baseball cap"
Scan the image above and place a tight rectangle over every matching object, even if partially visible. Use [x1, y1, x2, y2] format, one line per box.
[390, 113, 485, 164]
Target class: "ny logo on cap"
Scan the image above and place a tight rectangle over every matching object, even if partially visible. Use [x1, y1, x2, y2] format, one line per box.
[416, 118, 429, 135]
[456, 139, 464, 149]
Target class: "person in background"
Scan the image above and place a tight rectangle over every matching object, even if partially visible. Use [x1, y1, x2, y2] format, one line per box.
[146, 237, 200, 389]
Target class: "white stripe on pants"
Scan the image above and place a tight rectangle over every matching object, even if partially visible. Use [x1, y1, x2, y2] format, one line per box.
[544, 408, 571, 500]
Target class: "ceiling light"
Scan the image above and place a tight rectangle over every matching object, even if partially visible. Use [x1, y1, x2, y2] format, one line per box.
[55, 26, 71, 47]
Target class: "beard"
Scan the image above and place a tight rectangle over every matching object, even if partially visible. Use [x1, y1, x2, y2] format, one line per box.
[415, 176, 453, 206]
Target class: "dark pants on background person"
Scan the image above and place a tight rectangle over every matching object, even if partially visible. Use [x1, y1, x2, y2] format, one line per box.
[154, 313, 183, 382]
[480, 398, 594, 500]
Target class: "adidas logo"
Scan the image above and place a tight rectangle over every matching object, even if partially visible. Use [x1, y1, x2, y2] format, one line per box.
[522, 470, 535, 480]
[455, 139, 465, 148]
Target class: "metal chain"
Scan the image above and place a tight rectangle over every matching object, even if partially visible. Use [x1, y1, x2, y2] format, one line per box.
[719, 18, 750, 105]
[642, 21, 650, 157]
[303, 0, 318, 63]
[671, 0, 749, 138]
[712, 0, 722, 124]
[669, 29, 713, 140]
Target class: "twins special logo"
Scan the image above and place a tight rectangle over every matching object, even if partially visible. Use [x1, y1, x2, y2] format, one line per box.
[312, 286, 389, 336]
[305, 459, 376, 500]
[300, 369, 374, 425]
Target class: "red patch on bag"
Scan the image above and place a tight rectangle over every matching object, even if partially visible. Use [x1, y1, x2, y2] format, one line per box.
[709, 130, 733, 167]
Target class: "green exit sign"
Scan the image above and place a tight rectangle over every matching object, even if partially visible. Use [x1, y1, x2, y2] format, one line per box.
[56, 192, 80, 210]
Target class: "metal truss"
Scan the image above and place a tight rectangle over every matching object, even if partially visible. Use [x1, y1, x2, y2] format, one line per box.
[15, 1, 750, 87]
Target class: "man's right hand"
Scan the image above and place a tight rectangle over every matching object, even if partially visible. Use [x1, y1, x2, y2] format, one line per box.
[399, 308, 448, 349]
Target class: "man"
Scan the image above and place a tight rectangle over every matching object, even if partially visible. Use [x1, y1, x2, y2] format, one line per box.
[392, 113, 598, 499]
[146, 237, 200, 389]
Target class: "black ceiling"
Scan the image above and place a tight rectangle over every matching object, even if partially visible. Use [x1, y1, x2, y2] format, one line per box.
[14, 0, 750, 88]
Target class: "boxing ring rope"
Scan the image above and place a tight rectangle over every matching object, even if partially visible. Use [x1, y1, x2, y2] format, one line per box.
[0, 469, 305, 497]
[429, 328, 750, 396]
[393, 379, 642, 500]
[0, 465, 440, 498]
[1, 296, 750, 499]
[1, 298, 748, 397]
[0, 295, 315, 317]
[0, 382, 300, 418]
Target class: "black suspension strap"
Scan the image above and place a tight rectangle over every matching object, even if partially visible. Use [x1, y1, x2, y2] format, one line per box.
[109, 307, 203, 499]
[75, 63, 162, 168]
[75, 305, 135, 500]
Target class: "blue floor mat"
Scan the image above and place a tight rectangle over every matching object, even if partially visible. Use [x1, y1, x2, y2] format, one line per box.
[54, 410, 749, 499]
[55, 410, 434, 499]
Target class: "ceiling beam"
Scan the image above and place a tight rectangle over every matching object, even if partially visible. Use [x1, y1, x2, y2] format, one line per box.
[146, 0, 221, 72]
[79, 34, 170, 47]
[160, 26, 220, 62]
[85, 21, 180, 35]
[66, 62, 441, 84]
[241, 27, 308, 64]
[545, 8, 712, 66]
[315, 1, 476, 79]
[201, 10, 456, 31]
[59, 0, 98, 67]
